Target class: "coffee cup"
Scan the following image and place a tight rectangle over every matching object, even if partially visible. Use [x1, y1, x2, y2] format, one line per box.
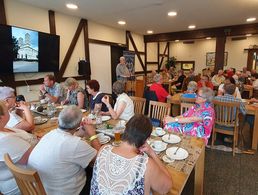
[40, 99, 47, 104]
[153, 140, 163, 150]
[34, 116, 42, 124]
[97, 133, 106, 142]
[155, 127, 163, 135]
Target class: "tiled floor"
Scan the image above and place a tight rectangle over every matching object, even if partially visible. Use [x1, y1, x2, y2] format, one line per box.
[204, 148, 258, 195]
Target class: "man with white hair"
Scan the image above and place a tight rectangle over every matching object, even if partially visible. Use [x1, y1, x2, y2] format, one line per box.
[116, 56, 130, 82]
[0, 86, 34, 132]
[28, 105, 101, 194]
[211, 69, 225, 87]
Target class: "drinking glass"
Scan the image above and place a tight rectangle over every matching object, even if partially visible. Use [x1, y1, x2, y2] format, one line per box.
[113, 128, 122, 146]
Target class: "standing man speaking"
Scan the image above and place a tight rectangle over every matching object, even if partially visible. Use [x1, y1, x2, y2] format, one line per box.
[116, 56, 130, 82]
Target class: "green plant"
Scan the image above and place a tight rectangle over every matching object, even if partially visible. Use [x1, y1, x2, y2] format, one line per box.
[165, 56, 177, 70]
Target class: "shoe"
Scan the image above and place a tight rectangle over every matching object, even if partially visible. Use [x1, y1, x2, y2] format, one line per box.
[224, 137, 233, 143]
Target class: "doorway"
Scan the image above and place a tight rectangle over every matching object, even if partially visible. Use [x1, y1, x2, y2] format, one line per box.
[247, 49, 258, 71]
[111, 46, 126, 85]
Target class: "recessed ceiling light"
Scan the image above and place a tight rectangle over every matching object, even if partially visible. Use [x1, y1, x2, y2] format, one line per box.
[66, 3, 78, 9]
[175, 40, 179, 42]
[206, 37, 211, 40]
[168, 12, 177, 16]
[246, 34, 252, 37]
[188, 25, 196, 29]
[246, 17, 256, 22]
[118, 21, 126, 25]
[147, 30, 153, 34]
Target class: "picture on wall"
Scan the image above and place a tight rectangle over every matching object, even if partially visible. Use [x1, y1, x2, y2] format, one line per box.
[206, 52, 228, 66]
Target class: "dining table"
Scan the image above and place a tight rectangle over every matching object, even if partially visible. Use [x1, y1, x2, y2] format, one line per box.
[32, 105, 205, 195]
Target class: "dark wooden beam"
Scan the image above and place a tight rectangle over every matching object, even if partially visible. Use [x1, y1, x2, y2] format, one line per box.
[158, 42, 169, 71]
[89, 39, 126, 48]
[58, 19, 85, 80]
[144, 23, 258, 42]
[146, 62, 158, 64]
[157, 42, 160, 71]
[48, 10, 56, 35]
[144, 42, 147, 75]
[126, 31, 145, 72]
[82, 19, 89, 62]
[214, 36, 226, 73]
[0, 0, 6, 25]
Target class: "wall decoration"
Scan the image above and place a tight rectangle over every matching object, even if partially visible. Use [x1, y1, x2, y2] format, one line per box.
[206, 52, 228, 66]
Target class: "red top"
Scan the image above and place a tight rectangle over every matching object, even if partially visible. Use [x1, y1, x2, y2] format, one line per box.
[197, 81, 214, 90]
[150, 83, 169, 102]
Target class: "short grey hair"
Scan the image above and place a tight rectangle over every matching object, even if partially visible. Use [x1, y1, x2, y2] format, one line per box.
[187, 81, 197, 92]
[199, 87, 214, 103]
[153, 74, 162, 83]
[112, 81, 125, 95]
[58, 105, 82, 130]
[0, 86, 15, 100]
[64, 77, 78, 87]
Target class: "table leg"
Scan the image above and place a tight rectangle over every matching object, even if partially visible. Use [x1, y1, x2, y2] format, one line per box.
[251, 110, 258, 150]
[194, 144, 205, 195]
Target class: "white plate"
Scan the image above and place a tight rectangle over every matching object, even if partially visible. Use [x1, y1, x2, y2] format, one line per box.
[166, 147, 189, 160]
[150, 142, 167, 152]
[162, 134, 181, 144]
[151, 130, 166, 137]
[98, 135, 111, 144]
[34, 118, 48, 125]
[101, 116, 111, 121]
[81, 109, 87, 113]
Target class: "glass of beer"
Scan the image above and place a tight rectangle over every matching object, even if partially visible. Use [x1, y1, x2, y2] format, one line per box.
[113, 129, 122, 146]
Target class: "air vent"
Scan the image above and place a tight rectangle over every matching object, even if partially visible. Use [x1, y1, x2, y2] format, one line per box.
[183, 41, 195, 44]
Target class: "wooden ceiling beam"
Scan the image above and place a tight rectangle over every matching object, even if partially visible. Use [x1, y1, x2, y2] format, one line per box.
[144, 23, 258, 42]
[0, 0, 6, 25]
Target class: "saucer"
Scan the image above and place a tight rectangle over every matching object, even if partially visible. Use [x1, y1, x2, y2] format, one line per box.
[151, 129, 166, 137]
[98, 135, 111, 144]
[34, 118, 48, 125]
[101, 116, 111, 122]
[162, 134, 181, 144]
[150, 142, 167, 152]
[166, 147, 189, 160]
[162, 155, 175, 163]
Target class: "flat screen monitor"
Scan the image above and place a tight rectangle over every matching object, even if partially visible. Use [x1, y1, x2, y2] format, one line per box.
[0, 24, 60, 74]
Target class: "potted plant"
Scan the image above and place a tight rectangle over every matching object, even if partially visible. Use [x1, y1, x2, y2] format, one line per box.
[165, 56, 177, 70]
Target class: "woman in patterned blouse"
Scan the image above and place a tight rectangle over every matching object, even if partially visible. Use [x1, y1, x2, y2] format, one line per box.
[62, 77, 88, 109]
[164, 87, 215, 144]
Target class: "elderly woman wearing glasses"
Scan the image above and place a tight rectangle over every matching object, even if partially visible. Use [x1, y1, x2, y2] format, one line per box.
[164, 87, 215, 144]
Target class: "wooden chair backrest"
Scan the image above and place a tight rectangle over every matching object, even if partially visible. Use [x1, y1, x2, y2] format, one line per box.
[148, 100, 171, 123]
[212, 100, 240, 127]
[4, 153, 46, 195]
[130, 96, 146, 115]
[180, 97, 196, 115]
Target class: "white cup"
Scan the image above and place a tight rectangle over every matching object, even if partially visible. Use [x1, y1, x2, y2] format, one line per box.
[153, 140, 163, 149]
[97, 133, 105, 142]
[155, 127, 163, 135]
[40, 99, 47, 104]
[34, 116, 42, 124]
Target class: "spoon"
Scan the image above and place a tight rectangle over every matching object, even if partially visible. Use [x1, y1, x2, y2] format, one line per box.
[174, 146, 180, 155]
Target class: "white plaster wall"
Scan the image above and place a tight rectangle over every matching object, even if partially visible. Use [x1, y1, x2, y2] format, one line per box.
[225, 35, 258, 70]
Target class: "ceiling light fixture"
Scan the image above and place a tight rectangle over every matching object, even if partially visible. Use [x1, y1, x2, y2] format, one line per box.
[175, 40, 179, 42]
[246, 34, 252, 37]
[246, 17, 256, 22]
[147, 30, 153, 34]
[66, 3, 78, 9]
[206, 37, 211, 40]
[168, 12, 177, 16]
[188, 25, 196, 29]
[118, 21, 126, 25]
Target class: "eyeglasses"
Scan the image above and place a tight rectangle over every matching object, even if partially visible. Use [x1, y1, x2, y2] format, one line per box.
[6, 96, 16, 99]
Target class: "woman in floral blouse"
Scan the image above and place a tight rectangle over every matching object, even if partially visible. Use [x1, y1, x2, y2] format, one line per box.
[164, 87, 215, 144]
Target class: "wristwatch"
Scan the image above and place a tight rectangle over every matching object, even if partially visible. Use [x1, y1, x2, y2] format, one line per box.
[44, 91, 48, 95]
[174, 117, 179, 122]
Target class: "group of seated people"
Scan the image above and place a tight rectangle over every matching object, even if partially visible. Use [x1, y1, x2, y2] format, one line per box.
[1, 66, 258, 194]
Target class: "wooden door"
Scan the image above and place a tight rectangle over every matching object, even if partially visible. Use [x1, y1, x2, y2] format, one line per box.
[247, 49, 258, 71]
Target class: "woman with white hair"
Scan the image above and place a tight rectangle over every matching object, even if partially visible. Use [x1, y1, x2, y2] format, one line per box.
[164, 87, 215, 144]
[181, 81, 198, 98]
[62, 77, 88, 109]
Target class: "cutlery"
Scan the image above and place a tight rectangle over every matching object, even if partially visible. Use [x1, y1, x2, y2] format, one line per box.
[174, 146, 180, 155]
[165, 155, 174, 162]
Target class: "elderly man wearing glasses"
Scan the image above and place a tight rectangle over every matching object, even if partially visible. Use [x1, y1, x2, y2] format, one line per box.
[0, 86, 34, 132]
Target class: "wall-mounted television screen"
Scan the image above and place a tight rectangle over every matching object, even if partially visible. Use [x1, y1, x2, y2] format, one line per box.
[0, 24, 59, 74]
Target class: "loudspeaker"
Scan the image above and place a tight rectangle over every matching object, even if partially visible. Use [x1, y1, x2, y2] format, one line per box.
[78, 60, 91, 76]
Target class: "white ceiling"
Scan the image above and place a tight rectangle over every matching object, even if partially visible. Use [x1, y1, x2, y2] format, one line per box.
[17, 0, 258, 35]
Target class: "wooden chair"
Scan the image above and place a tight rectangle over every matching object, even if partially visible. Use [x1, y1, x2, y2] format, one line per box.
[211, 100, 240, 156]
[148, 100, 171, 126]
[130, 96, 146, 114]
[179, 97, 196, 115]
[4, 153, 46, 195]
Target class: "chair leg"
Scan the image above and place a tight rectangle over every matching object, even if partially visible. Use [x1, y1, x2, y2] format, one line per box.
[211, 130, 215, 148]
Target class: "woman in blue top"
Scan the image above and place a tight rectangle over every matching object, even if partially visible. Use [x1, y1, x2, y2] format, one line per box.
[181, 81, 198, 98]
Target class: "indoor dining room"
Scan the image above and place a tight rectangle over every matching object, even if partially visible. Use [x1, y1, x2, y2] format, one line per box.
[1, 0, 258, 195]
